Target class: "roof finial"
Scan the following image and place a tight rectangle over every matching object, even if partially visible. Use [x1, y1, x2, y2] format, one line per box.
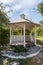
[20, 14, 25, 19]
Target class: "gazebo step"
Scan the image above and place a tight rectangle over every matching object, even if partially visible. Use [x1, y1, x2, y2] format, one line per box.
[10, 43, 24, 45]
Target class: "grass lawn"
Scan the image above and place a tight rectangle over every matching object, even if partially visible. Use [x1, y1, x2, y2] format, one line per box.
[36, 36, 43, 45]
[2, 57, 36, 65]
[37, 36, 43, 41]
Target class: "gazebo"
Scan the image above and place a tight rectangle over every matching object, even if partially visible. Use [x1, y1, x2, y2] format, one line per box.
[8, 14, 40, 47]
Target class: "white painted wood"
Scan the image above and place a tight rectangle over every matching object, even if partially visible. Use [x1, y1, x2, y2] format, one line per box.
[12, 30, 13, 35]
[12, 35, 24, 43]
[30, 31, 33, 42]
[25, 35, 30, 41]
[10, 27, 12, 44]
[34, 26, 36, 45]
[12, 35, 32, 43]
[24, 24, 26, 47]
[21, 29, 22, 35]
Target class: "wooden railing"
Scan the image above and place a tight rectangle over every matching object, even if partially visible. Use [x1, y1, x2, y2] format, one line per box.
[11, 35, 24, 43]
[10, 35, 34, 44]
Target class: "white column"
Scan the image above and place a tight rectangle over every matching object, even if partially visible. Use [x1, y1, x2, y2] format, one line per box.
[10, 27, 12, 44]
[24, 24, 26, 47]
[12, 29, 13, 35]
[21, 29, 22, 35]
[34, 26, 36, 45]
[30, 31, 33, 42]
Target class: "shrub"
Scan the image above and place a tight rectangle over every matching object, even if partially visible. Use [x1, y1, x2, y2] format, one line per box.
[0, 28, 10, 44]
[11, 46, 27, 52]
[37, 40, 43, 45]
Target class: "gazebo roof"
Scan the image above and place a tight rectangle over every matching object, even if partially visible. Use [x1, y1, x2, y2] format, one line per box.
[8, 14, 40, 29]
[10, 18, 31, 23]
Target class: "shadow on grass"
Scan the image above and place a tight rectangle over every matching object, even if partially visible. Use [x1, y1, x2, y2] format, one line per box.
[37, 40, 43, 45]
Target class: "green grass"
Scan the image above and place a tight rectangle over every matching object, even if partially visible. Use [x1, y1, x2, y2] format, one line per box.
[3, 58, 34, 65]
[37, 40, 43, 45]
[37, 36, 43, 45]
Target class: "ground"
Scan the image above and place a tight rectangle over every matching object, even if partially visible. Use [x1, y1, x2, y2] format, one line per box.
[36, 36, 43, 45]
[37, 36, 43, 42]
[0, 36, 43, 65]
[1, 48, 43, 65]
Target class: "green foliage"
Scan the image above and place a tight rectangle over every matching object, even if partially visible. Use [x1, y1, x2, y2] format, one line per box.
[0, 3, 10, 45]
[0, 3, 10, 23]
[36, 27, 42, 36]
[38, 2, 43, 16]
[36, 20, 43, 36]
[37, 2, 43, 35]
[0, 28, 10, 44]
[13, 29, 21, 35]
[13, 29, 30, 35]
[25, 29, 30, 35]
[11, 46, 27, 52]
[37, 40, 43, 45]
[40, 20, 43, 24]
[14, 47, 27, 52]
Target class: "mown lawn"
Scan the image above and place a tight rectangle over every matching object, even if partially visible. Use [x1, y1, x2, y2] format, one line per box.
[37, 36, 43, 41]
[37, 36, 43, 45]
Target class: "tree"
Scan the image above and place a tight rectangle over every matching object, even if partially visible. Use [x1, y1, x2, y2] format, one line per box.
[36, 20, 43, 36]
[0, 3, 10, 23]
[37, 2, 43, 36]
[38, 2, 43, 16]
[0, 3, 10, 65]
[0, 3, 10, 45]
[40, 20, 43, 25]
[40, 20, 43, 33]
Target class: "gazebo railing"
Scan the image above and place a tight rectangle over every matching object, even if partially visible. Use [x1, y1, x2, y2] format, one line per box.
[10, 35, 34, 44]
[25, 35, 30, 42]
[11, 35, 24, 44]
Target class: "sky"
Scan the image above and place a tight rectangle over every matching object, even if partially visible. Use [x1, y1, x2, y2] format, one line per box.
[0, 0, 43, 23]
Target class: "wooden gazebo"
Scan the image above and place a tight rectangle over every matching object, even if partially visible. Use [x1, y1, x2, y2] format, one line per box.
[8, 14, 40, 47]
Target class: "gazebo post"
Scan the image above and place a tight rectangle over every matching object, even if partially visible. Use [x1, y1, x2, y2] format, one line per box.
[24, 24, 26, 47]
[34, 25, 36, 45]
[30, 31, 33, 42]
[12, 29, 13, 36]
[21, 28, 22, 35]
[10, 26, 12, 44]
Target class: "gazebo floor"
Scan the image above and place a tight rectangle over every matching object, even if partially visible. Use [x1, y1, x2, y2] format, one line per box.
[26, 41, 34, 47]
[1, 46, 41, 59]
[10, 41, 34, 47]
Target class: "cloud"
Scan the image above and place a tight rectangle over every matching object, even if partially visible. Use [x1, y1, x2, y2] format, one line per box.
[0, 0, 14, 4]
[7, 0, 36, 14]
[12, 4, 22, 11]
[0, 0, 43, 21]
[0, 0, 36, 11]
[0, 0, 43, 12]
[13, 0, 36, 10]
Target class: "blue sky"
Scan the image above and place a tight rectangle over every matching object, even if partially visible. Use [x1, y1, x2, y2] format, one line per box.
[0, 0, 43, 23]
